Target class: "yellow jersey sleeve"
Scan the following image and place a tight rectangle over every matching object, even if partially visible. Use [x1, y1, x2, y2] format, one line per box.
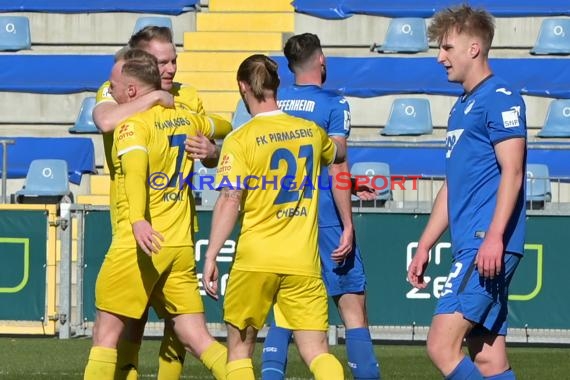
[317, 126, 337, 166]
[114, 119, 150, 158]
[95, 81, 116, 106]
[193, 114, 232, 140]
[215, 134, 247, 189]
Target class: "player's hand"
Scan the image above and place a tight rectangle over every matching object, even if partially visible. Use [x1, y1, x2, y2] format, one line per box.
[185, 132, 217, 161]
[331, 227, 353, 263]
[407, 247, 429, 289]
[132, 220, 164, 256]
[154, 90, 174, 108]
[475, 232, 504, 279]
[203, 256, 219, 300]
[353, 182, 377, 201]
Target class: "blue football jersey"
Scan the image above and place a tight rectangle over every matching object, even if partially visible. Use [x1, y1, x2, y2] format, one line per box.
[277, 84, 351, 227]
[446, 76, 526, 255]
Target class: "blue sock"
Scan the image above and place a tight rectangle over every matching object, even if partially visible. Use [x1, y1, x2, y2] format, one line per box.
[485, 369, 516, 379]
[446, 356, 483, 380]
[345, 327, 381, 379]
[261, 325, 292, 380]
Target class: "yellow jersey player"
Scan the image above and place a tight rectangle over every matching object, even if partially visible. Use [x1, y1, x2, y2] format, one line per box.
[84, 50, 230, 380]
[91, 26, 218, 379]
[202, 54, 346, 380]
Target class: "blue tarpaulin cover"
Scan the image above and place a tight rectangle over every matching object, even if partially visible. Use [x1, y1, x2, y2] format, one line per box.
[0, 0, 197, 15]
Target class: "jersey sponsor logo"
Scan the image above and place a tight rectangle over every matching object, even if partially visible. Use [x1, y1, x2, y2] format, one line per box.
[496, 87, 513, 95]
[217, 154, 233, 175]
[117, 123, 135, 141]
[445, 129, 464, 158]
[277, 98, 316, 113]
[464, 100, 475, 115]
[501, 107, 520, 128]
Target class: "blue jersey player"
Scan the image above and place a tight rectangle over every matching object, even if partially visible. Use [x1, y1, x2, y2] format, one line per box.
[261, 33, 381, 380]
[407, 5, 526, 380]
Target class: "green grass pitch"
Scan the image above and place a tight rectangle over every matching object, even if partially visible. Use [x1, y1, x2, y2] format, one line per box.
[0, 337, 568, 379]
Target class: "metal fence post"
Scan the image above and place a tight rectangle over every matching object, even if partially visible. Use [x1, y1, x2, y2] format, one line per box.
[0, 139, 15, 204]
[59, 202, 72, 339]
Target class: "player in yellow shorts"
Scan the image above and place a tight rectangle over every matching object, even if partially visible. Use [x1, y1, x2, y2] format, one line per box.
[202, 54, 346, 380]
[83, 49, 231, 380]
[92, 26, 219, 379]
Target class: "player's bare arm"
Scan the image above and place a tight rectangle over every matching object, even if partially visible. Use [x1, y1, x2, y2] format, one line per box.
[475, 137, 525, 278]
[203, 188, 242, 299]
[408, 181, 449, 289]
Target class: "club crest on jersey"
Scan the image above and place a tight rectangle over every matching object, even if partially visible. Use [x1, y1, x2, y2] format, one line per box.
[501, 106, 520, 128]
[464, 100, 475, 115]
[446, 129, 464, 158]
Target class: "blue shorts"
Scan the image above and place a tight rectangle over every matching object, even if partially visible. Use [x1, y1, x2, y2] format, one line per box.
[435, 249, 521, 335]
[319, 225, 366, 297]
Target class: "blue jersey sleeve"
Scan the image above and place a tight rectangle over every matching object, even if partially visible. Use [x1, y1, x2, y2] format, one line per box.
[328, 95, 351, 138]
[486, 88, 526, 144]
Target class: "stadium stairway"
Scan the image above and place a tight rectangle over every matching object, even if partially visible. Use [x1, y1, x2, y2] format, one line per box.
[176, 0, 294, 119]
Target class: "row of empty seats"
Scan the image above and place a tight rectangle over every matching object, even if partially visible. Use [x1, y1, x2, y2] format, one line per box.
[369, 17, 570, 55]
[231, 97, 570, 137]
[0, 15, 175, 51]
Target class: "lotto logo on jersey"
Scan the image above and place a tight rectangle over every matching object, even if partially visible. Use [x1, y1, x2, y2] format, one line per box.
[445, 129, 464, 158]
[501, 107, 520, 128]
[117, 123, 135, 141]
[217, 154, 233, 175]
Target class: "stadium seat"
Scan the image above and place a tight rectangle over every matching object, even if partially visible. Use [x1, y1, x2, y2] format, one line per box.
[0, 16, 31, 51]
[530, 18, 570, 55]
[526, 164, 552, 209]
[350, 161, 392, 206]
[382, 98, 433, 136]
[232, 99, 251, 129]
[537, 99, 570, 138]
[193, 160, 218, 207]
[15, 159, 72, 204]
[69, 97, 99, 134]
[372, 18, 428, 53]
[133, 16, 173, 35]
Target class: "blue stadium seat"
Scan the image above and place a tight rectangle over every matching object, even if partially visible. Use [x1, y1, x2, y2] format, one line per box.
[373, 18, 428, 53]
[350, 162, 392, 205]
[192, 160, 218, 207]
[0, 16, 31, 51]
[15, 159, 72, 204]
[530, 18, 570, 55]
[526, 164, 552, 207]
[69, 97, 99, 134]
[133, 17, 173, 35]
[232, 99, 251, 129]
[537, 99, 570, 137]
[382, 98, 433, 136]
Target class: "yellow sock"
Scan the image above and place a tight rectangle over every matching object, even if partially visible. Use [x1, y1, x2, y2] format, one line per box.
[309, 353, 344, 380]
[226, 358, 254, 380]
[157, 327, 185, 380]
[115, 340, 139, 380]
[199, 341, 227, 380]
[84, 346, 117, 380]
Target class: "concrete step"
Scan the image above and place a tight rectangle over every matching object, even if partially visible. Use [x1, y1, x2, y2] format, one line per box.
[197, 12, 294, 32]
[90, 175, 110, 195]
[178, 51, 257, 71]
[176, 71, 237, 91]
[209, 0, 293, 12]
[198, 91, 241, 113]
[184, 31, 285, 51]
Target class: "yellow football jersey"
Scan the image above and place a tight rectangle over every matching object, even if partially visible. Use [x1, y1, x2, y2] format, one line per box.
[216, 110, 336, 277]
[95, 81, 205, 178]
[111, 105, 231, 248]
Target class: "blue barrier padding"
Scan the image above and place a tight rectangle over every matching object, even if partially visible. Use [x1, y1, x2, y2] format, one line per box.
[0, 137, 96, 184]
[271, 56, 570, 99]
[348, 141, 570, 178]
[293, 0, 570, 19]
[2, 55, 570, 99]
[0, 0, 197, 15]
[0, 55, 114, 94]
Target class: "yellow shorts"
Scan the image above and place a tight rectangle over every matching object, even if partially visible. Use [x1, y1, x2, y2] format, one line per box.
[223, 269, 328, 331]
[95, 246, 203, 319]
